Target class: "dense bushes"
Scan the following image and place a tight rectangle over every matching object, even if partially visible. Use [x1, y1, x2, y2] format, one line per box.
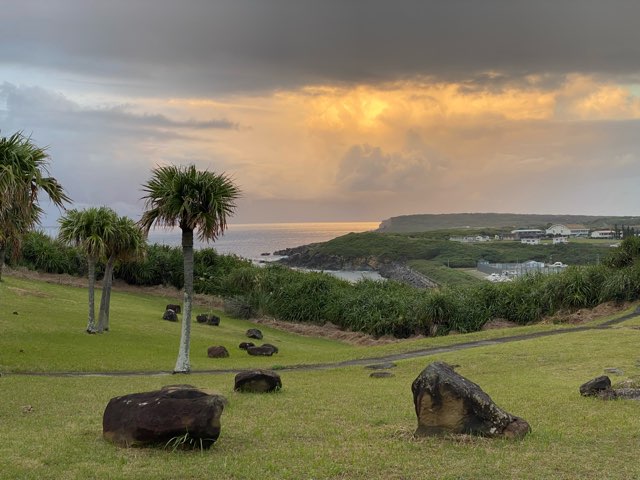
[13, 231, 640, 339]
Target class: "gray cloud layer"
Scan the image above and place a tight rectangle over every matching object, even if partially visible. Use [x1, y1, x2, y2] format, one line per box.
[3, 1, 640, 95]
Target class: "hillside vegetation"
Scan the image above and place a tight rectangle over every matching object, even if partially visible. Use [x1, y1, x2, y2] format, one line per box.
[378, 213, 640, 233]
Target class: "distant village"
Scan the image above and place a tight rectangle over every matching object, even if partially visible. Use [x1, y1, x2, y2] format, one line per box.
[450, 223, 639, 246]
[450, 223, 640, 282]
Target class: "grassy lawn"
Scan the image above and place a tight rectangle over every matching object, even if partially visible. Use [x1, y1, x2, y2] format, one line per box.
[2, 275, 640, 479]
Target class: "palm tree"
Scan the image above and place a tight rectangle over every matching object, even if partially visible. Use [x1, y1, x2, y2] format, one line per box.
[0, 131, 70, 281]
[58, 207, 118, 333]
[96, 215, 146, 333]
[140, 165, 240, 373]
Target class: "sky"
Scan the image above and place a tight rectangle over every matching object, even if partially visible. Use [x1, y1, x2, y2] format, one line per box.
[1, 0, 640, 225]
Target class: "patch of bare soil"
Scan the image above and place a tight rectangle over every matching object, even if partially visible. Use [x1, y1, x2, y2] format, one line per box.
[7, 286, 50, 298]
[252, 318, 401, 346]
[482, 319, 518, 330]
[541, 301, 632, 325]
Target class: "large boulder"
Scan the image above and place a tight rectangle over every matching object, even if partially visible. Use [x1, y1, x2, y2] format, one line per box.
[238, 342, 255, 350]
[207, 346, 230, 358]
[103, 385, 226, 448]
[247, 345, 276, 356]
[579, 376, 612, 396]
[162, 309, 178, 322]
[166, 304, 181, 314]
[261, 343, 279, 354]
[411, 361, 530, 440]
[246, 328, 263, 340]
[234, 370, 282, 393]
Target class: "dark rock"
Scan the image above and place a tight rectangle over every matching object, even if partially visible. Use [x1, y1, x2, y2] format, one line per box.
[102, 385, 226, 448]
[261, 343, 279, 354]
[196, 314, 220, 326]
[370, 371, 395, 378]
[239, 342, 255, 350]
[412, 361, 530, 439]
[207, 346, 230, 358]
[246, 328, 263, 340]
[260, 252, 271, 256]
[579, 376, 612, 396]
[166, 304, 181, 314]
[612, 388, 640, 400]
[12, 311, 18, 315]
[246, 345, 274, 356]
[162, 309, 178, 322]
[364, 362, 397, 370]
[234, 370, 282, 393]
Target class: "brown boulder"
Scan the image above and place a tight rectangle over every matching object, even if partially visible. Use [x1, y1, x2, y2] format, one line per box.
[238, 342, 255, 350]
[246, 345, 275, 356]
[246, 328, 263, 340]
[234, 370, 282, 393]
[103, 385, 226, 448]
[207, 346, 230, 358]
[411, 361, 530, 439]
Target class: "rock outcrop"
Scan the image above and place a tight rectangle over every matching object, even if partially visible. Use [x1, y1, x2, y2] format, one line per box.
[234, 370, 282, 393]
[411, 361, 530, 439]
[103, 385, 226, 448]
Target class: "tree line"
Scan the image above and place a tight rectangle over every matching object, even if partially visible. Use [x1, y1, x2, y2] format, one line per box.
[1, 131, 240, 373]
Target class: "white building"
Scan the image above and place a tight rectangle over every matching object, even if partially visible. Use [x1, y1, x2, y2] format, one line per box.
[552, 236, 568, 244]
[567, 224, 590, 237]
[591, 230, 616, 239]
[546, 224, 572, 236]
[521, 238, 540, 245]
[511, 229, 545, 239]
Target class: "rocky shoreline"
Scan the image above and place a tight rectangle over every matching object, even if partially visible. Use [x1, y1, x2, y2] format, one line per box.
[274, 245, 438, 289]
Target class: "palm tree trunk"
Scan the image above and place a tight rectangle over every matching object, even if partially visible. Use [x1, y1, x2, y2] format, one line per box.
[0, 245, 5, 282]
[97, 254, 115, 333]
[86, 256, 97, 333]
[174, 227, 193, 373]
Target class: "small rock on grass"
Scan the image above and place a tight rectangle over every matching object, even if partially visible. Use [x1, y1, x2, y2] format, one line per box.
[364, 362, 397, 370]
[370, 371, 395, 378]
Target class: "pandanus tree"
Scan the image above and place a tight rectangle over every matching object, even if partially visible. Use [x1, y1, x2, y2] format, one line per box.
[96, 216, 146, 333]
[0, 132, 70, 281]
[58, 207, 118, 333]
[140, 165, 240, 373]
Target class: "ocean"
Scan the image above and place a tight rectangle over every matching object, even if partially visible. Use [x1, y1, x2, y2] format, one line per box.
[42, 221, 383, 281]
[149, 221, 384, 282]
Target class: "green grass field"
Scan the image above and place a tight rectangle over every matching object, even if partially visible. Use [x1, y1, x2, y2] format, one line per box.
[2, 275, 640, 479]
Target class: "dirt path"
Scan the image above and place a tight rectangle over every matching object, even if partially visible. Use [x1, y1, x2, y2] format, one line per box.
[10, 306, 639, 378]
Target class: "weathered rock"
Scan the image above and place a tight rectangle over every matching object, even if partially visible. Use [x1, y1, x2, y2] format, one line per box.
[412, 361, 530, 439]
[246, 328, 263, 340]
[579, 376, 612, 396]
[166, 304, 181, 314]
[239, 342, 255, 350]
[102, 385, 226, 448]
[162, 309, 178, 322]
[234, 370, 282, 393]
[604, 367, 624, 376]
[196, 314, 220, 326]
[246, 345, 274, 356]
[261, 343, 279, 354]
[207, 346, 230, 358]
[370, 371, 395, 378]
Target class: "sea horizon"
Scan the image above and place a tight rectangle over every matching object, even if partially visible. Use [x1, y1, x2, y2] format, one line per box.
[39, 221, 381, 263]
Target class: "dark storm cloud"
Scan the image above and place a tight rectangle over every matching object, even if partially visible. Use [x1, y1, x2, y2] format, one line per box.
[3, 0, 640, 95]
